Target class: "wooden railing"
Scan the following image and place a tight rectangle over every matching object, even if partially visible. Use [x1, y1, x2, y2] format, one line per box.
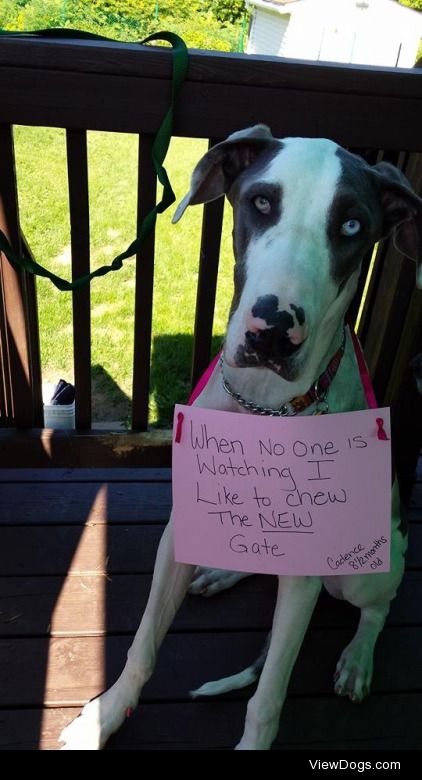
[0, 37, 421, 481]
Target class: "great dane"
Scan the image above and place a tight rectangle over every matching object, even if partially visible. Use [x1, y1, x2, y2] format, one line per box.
[60, 125, 421, 750]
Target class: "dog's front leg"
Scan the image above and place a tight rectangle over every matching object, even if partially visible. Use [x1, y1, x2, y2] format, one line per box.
[236, 575, 322, 751]
[60, 517, 194, 750]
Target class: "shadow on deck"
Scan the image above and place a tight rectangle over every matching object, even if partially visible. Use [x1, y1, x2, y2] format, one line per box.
[0, 464, 421, 751]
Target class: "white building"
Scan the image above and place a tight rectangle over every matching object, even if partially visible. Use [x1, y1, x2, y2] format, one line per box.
[246, 0, 422, 67]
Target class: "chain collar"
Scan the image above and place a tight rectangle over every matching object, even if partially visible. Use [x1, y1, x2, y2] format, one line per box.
[220, 329, 346, 417]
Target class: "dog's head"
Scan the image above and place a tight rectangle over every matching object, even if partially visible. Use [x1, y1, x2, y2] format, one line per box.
[174, 125, 422, 381]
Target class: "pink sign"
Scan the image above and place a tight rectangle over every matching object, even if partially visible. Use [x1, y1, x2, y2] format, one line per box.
[172, 404, 391, 576]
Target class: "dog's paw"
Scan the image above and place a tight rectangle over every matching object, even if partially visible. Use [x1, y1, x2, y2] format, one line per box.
[334, 639, 373, 703]
[188, 566, 250, 597]
[59, 701, 103, 750]
[59, 686, 136, 750]
[59, 698, 109, 750]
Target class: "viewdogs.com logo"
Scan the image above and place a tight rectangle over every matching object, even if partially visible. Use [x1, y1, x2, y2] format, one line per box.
[309, 760, 400, 772]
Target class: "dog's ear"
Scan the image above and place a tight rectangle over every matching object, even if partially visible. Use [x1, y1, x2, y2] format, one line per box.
[172, 124, 277, 223]
[370, 162, 422, 289]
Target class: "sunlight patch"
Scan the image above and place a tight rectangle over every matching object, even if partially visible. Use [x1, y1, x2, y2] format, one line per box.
[96, 327, 125, 343]
[94, 245, 116, 259]
[92, 303, 123, 319]
[42, 487, 107, 720]
[56, 246, 71, 266]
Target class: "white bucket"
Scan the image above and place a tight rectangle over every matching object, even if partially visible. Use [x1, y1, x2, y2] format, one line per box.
[42, 383, 75, 429]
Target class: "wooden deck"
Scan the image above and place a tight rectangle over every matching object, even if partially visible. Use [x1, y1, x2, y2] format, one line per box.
[0, 464, 421, 751]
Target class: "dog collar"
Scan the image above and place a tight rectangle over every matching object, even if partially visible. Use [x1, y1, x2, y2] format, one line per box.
[220, 329, 346, 416]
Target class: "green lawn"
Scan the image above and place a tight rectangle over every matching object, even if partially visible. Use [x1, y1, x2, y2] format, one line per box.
[14, 127, 235, 426]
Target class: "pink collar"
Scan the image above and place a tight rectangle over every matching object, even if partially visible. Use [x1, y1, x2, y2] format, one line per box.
[189, 352, 221, 406]
[349, 326, 377, 409]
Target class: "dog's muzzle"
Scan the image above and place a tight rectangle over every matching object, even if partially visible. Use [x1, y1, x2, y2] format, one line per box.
[242, 296, 308, 363]
[245, 324, 305, 360]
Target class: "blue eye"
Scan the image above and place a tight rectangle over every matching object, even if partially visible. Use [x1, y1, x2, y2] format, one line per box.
[253, 195, 271, 214]
[341, 219, 361, 237]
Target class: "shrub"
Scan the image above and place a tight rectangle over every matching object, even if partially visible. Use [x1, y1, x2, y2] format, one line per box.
[0, 0, 245, 50]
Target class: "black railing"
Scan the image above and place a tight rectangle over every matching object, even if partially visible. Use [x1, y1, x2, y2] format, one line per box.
[0, 38, 420, 474]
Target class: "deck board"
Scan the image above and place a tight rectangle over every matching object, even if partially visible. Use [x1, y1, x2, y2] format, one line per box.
[1, 627, 422, 708]
[0, 524, 164, 575]
[1, 522, 421, 577]
[0, 480, 172, 524]
[0, 465, 420, 750]
[2, 571, 422, 637]
[1, 696, 421, 751]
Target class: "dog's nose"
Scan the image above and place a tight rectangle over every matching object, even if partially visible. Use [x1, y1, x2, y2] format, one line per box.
[245, 299, 307, 360]
[245, 324, 304, 358]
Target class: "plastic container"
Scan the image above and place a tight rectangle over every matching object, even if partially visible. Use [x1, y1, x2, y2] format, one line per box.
[42, 383, 75, 429]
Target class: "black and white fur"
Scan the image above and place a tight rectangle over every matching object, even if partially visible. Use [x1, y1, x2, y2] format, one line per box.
[60, 126, 422, 750]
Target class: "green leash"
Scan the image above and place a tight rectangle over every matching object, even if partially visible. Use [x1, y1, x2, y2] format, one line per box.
[0, 28, 188, 291]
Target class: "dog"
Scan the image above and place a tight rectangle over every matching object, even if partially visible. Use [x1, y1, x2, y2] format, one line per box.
[60, 125, 421, 750]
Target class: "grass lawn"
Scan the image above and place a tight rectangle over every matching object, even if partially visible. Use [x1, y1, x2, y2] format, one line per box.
[14, 126, 235, 426]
